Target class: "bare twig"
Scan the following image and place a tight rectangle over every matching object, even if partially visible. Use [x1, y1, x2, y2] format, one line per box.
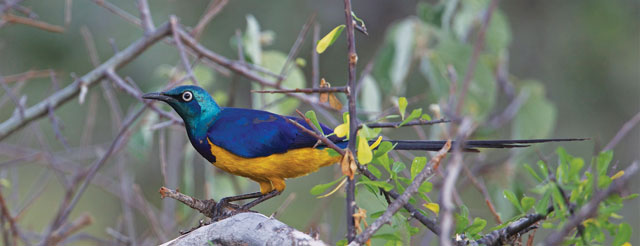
[455, 0, 498, 115]
[41, 107, 146, 245]
[2, 13, 64, 33]
[170, 16, 199, 86]
[603, 111, 640, 151]
[191, 0, 229, 40]
[341, 0, 359, 241]
[136, 0, 154, 34]
[48, 213, 93, 246]
[276, 14, 315, 86]
[362, 118, 450, 129]
[91, 0, 141, 27]
[251, 86, 348, 94]
[0, 22, 171, 141]
[2, 69, 56, 83]
[440, 118, 474, 246]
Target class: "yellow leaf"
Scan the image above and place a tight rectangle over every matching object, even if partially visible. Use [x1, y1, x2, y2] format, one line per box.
[622, 243, 631, 246]
[424, 203, 440, 215]
[369, 136, 383, 150]
[334, 123, 349, 138]
[357, 133, 372, 164]
[317, 177, 347, 198]
[319, 78, 330, 103]
[611, 170, 624, 180]
[316, 25, 345, 54]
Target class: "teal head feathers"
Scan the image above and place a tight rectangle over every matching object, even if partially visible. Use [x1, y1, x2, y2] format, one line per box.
[142, 85, 221, 138]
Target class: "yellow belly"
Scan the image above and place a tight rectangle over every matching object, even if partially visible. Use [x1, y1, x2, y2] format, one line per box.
[207, 138, 341, 193]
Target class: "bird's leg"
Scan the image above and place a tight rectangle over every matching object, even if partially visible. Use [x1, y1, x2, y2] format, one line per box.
[240, 190, 281, 210]
[212, 191, 263, 217]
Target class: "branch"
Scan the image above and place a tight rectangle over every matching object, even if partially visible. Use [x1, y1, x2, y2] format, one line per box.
[160, 213, 327, 246]
[350, 140, 451, 245]
[342, 0, 359, 241]
[2, 13, 64, 33]
[0, 22, 171, 141]
[251, 86, 348, 94]
[362, 118, 450, 129]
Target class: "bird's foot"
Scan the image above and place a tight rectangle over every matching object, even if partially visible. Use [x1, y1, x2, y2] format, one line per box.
[210, 198, 249, 222]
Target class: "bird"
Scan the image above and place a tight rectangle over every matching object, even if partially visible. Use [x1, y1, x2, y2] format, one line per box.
[142, 85, 582, 217]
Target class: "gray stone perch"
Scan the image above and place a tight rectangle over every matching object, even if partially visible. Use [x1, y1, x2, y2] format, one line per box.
[160, 213, 327, 246]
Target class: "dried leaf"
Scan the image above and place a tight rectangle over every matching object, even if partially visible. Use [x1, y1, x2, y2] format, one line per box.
[341, 149, 356, 179]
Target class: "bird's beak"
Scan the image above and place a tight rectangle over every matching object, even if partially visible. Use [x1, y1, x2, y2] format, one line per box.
[142, 92, 173, 102]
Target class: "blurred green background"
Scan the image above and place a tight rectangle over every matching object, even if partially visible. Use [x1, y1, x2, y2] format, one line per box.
[0, 0, 638, 245]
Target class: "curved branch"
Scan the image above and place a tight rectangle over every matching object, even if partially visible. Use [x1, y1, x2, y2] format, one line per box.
[0, 22, 171, 141]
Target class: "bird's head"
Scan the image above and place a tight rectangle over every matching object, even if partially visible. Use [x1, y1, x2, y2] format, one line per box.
[142, 85, 221, 136]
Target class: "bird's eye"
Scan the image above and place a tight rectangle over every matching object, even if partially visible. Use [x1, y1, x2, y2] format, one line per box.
[182, 91, 193, 102]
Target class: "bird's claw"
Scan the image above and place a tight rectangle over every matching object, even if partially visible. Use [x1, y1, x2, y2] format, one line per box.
[210, 198, 246, 222]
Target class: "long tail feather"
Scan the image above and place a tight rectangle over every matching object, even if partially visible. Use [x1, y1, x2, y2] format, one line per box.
[380, 138, 587, 152]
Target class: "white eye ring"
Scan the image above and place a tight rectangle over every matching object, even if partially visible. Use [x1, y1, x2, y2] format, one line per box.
[182, 91, 193, 102]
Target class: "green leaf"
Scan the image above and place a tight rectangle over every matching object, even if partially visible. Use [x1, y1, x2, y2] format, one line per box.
[503, 190, 523, 213]
[465, 218, 487, 235]
[358, 180, 394, 192]
[305, 110, 324, 135]
[421, 113, 432, 121]
[400, 108, 422, 126]
[325, 148, 341, 157]
[336, 239, 348, 246]
[419, 181, 433, 194]
[613, 223, 631, 246]
[351, 11, 366, 30]
[523, 164, 543, 182]
[370, 210, 385, 219]
[374, 141, 395, 158]
[243, 15, 262, 64]
[392, 161, 406, 174]
[310, 176, 345, 196]
[389, 19, 416, 94]
[512, 80, 557, 139]
[368, 164, 382, 179]
[316, 25, 345, 54]
[398, 97, 408, 120]
[361, 75, 382, 119]
[417, 1, 444, 26]
[410, 156, 427, 180]
[521, 196, 535, 212]
[535, 188, 551, 214]
[597, 150, 613, 176]
[537, 160, 550, 178]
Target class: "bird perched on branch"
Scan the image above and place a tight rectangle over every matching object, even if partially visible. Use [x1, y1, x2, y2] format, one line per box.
[142, 85, 581, 218]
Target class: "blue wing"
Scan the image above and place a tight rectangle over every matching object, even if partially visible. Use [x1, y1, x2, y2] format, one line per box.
[207, 108, 342, 158]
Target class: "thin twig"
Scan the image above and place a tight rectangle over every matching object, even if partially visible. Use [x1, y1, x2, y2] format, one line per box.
[2, 13, 64, 33]
[0, 22, 171, 141]
[40, 107, 146, 245]
[276, 14, 315, 87]
[91, 0, 141, 27]
[136, 0, 154, 35]
[191, 0, 229, 40]
[170, 16, 199, 86]
[603, 111, 640, 151]
[251, 86, 348, 94]
[455, 0, 498, 115]
[342, 0, 359, 241]
[362, 118, 450, 129]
